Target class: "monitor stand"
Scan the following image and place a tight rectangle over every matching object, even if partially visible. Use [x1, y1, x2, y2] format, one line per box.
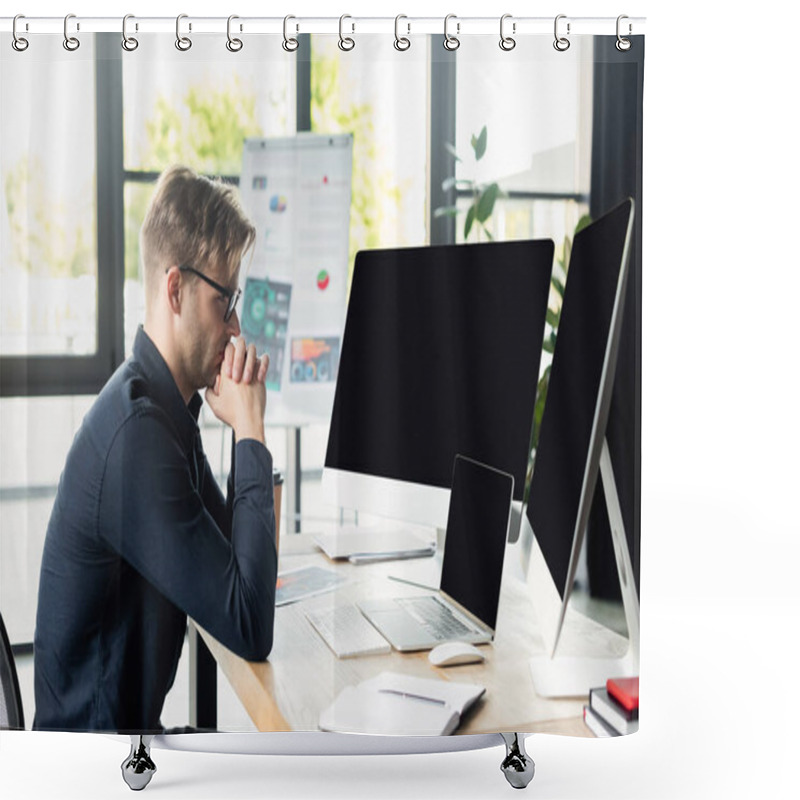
[529, 438, 640, 698]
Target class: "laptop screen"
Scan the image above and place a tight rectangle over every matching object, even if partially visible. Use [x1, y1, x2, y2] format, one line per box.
[440, 456, 514, 631]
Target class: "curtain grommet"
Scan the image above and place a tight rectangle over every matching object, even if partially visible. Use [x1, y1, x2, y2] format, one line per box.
[282, 15, 299, 52]
[175, 14, 192, 51]
[394, 14, 411, 51]
[499, 14, 516, 51]
[12, 14, 29, 52]
[443, 13, 460, 51]
[63, 13, 80, 51]
[122, 14, 139, 52]
[338, 14, 355, 51]
[615, 15, 632, 51]
[226, 15, 243, 52]
[553, 14, 570, 52]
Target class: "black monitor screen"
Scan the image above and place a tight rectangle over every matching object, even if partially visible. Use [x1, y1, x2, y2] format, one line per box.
[527, 199, 633, 597]
[441, 456, 514, 631]
[325, 240, 554, 501]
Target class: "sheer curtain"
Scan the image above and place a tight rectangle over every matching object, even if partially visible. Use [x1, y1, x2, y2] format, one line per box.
[1, 23, 642, 741]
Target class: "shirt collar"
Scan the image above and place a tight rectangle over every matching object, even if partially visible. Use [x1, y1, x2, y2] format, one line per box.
[132, 326, 203, 450]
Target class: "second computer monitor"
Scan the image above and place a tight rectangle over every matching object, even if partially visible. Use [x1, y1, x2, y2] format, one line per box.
[323, 239, 554, 529]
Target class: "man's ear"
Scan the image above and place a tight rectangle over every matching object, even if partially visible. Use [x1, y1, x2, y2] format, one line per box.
[165, 266, 182, 315]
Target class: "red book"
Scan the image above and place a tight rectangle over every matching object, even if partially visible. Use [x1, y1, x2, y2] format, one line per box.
[606, 677, 639, 712]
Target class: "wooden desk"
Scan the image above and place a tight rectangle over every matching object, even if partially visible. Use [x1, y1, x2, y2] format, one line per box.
[196, 533, 592, 737]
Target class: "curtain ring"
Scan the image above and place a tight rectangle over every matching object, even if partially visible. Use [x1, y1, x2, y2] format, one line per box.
[226, 15, 243, 52]
[499, 14, 516, 51]
[443, 14, 460, 51]
[175, 14, 192, 51]
[282, 15, 299, 52]
[394, 14, 411, 51]
[122, 14, 139, 52]
[12, 14, 29, 52]
[63, 13, 80, 51]
[615, 15, 632, 51]
[338, 14, 355, 51]
[553, 14, 570, 51]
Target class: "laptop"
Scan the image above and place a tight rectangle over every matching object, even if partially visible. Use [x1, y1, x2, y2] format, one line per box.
[358, 455, 514, 651]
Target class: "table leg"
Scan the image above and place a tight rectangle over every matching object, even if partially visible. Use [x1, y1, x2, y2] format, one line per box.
[188, 624, 217, 730]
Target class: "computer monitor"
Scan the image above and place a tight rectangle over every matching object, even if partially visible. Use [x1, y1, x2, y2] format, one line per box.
[323, 239, 554, 532]
[522, 198, 640, 697]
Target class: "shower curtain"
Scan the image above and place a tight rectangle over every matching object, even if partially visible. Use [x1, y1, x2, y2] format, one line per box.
[0, 14, 644, 754]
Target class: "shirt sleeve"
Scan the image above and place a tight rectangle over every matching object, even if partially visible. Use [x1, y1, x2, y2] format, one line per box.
[97, 408, 277, 661]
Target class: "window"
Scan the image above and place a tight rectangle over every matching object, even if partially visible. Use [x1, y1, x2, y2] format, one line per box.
[0, 36, 107, 396]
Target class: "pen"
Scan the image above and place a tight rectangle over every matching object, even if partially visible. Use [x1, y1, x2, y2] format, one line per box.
[379, 689, 446, 706]
[387, 575, 438, 592]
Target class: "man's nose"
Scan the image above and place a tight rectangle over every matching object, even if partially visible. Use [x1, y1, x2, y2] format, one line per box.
[227, 309, 241, 337]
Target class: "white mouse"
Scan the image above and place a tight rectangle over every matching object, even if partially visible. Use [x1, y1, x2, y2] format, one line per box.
[428, 641, 486, 667]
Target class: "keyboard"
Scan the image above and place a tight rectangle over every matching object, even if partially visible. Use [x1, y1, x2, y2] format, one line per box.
[305, 604, 392, 659]
[396, 595, 478, 641]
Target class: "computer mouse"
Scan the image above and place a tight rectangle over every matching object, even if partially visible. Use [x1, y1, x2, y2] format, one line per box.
[428, 641, 486, 667]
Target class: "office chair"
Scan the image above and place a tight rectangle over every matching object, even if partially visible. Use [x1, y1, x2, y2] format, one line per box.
[0, 611, 25, 730]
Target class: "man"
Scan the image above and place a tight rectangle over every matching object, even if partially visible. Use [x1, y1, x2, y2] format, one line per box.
[33, 165, 277, 733]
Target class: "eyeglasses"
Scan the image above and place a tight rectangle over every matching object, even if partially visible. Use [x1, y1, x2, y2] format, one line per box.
[178, 265, 242, 323]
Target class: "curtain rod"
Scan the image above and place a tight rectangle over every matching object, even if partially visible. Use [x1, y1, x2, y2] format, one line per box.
[0, 16, 646, 37]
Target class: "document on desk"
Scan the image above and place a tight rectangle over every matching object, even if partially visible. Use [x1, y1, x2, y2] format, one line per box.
[314, 527, 435, 562]
[318, 671, 485, 736]
[275, 565, 347, 607]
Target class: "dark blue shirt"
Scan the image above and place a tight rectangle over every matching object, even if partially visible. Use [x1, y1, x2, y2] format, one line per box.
[33, 327, 277, 733]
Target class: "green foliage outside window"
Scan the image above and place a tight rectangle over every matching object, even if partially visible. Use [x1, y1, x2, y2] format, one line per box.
[125, 77, 268, 281]
[310, 43, 402, 276]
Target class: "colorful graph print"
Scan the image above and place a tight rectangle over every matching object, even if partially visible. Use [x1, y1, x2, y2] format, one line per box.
[241, 277, 292, 391]
[269, 195, 288, 213]
[290, 337, 340, 384]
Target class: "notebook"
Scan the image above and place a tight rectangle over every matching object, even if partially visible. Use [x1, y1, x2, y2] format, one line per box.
[358, 455, 514, 651]
[318, 671, 485, 736]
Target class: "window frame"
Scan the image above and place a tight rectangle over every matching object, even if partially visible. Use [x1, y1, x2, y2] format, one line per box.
[0, 35, 125, 398]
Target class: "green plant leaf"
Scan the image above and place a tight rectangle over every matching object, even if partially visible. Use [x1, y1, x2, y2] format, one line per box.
[543, 331, 557, 353]
[552, 276, 565, 298]
[433, 205, 459, 218]
[444, 142, 462, 162]
[471, 126, 488, 161]
[441, 176, 458, 192]
[546, 308, 559, 329]
[464, 204, 476, 240]
[476, 182, 499, 223]
[482, 227, 494, 241]
[575, 214, 592, 234]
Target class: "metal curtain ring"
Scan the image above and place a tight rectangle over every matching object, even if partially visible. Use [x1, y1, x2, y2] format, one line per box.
[122, 14, 139, 51]
[226, 15, 243, 52]
[338, 14, 355, 51]
[443, 13, 460, 51]
[553, 14, 570, 52]
[499, 14, 516, 51]
[63, 13, 80, 51]
[616, 15, 632, 51]
[175, 14, 192, 51]
[12, 14, 29, 52]
[394, 14, 411, 51]
[282, 15, 299, 52]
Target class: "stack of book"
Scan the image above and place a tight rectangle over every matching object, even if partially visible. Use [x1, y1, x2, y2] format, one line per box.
[583, 676, 639, 737]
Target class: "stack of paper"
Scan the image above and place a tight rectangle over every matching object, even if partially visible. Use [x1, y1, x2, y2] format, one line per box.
[319, 671, 485, 736]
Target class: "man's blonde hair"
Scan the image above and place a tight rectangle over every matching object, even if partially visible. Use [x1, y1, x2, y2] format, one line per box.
[140, 165, 256, 301]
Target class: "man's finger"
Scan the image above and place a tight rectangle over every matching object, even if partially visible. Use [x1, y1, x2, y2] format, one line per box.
[232, 337, 247, 382]
[257, 354, 269, 383]
[242, 343, 257, 384]
[224, 341, 235, 379]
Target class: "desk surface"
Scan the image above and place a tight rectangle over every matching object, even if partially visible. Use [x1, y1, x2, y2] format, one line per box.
[198, 533, 593, 737]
